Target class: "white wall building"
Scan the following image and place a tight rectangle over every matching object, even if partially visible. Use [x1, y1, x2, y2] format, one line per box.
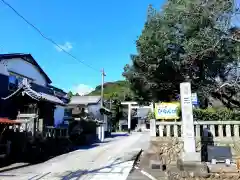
[0, 53, 68, 126]
[68, 95, 111, 135]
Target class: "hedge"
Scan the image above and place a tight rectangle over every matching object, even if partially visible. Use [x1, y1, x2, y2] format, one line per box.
[193, 108, 240, 121]
[149, 106, 240, 121]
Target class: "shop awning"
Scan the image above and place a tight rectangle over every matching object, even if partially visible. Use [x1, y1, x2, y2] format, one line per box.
[2, 79, 65, 106]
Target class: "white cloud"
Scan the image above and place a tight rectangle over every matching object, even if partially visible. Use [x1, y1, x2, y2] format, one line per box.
[72, 84, 94, 96]
[55, 42, 73, 52]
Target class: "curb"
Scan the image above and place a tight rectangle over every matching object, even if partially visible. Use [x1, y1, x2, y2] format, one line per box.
[129, 149, 143, 173]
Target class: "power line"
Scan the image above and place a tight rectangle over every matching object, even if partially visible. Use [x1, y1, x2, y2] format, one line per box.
[0, 0, 100, 72]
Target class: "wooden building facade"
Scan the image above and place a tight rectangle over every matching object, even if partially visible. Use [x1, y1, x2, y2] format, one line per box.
[0, 53, 69, 159]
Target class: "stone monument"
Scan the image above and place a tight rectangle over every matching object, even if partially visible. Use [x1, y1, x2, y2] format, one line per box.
[180, 82, 201, 162]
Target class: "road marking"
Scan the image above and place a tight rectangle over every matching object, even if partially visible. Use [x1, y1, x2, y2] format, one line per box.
[28, 174, 39, 180]
[28, 172, 51, 180]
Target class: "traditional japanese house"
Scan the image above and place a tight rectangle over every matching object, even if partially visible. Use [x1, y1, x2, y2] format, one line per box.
[67, 95, 112, 137]
[0, 53, 69, 138]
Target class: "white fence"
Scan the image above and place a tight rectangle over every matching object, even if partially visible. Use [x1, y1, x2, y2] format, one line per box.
[156, 121, 240, 141]
[45, 126, 69, 138]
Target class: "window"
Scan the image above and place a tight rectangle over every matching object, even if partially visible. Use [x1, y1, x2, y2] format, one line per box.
[18, 76, 23, 84]
[8, 75, 18, 91]
[8, 72, 33, 88]
[64, 109, 72, 117]
[9, 75, 17, 84]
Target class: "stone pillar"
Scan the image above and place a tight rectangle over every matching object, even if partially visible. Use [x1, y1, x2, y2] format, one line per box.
[174, 125, 178, 137]
[226, 125, 231, 137]
[195, 125, 201, 137]
[101, 124, 105, 142]
[180, 82, 200, 162]
[234, 125, 239, 137]
[218, 125, 223, 137]
[210, 125, 215, 137]
[159, 125, 164, 137]
[166, 125, 171, 137]
[128, 104, 131, 133]
[104, 114, 107, 134]
[98, 126, 101, 141]
[150, 119, 156, 137]
[119, 123, 122, 131]
[150, 102, 154, 112]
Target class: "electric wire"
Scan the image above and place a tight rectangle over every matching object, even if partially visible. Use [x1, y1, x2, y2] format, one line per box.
[0, 0, 100, 72]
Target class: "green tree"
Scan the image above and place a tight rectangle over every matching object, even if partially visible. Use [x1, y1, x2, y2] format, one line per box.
[88, 81, 136, 130]
[123, 0, 240, 107]
[88, 80, 134, 100]
[67, 91, 73, 98]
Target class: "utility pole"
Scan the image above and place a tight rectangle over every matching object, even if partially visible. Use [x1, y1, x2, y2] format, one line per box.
[101, 68, 106, 107]
[109, 99, 112, 109]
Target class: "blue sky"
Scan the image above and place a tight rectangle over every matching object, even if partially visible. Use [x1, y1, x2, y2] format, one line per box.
[0, 0, 165, 94]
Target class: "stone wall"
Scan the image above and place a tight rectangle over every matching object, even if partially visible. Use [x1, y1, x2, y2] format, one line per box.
[150, 137, 240, 162]
[150, 137, 184, 165]
[149, 137, 240, 179]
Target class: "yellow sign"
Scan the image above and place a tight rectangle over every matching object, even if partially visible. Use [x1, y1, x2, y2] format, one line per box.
[154, 102, 180, 120]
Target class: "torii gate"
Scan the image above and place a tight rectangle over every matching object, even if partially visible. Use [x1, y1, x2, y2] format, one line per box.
[121, 101, 154, 133]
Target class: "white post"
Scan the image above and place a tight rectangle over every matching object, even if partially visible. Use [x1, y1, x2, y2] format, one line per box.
[174, 125, 178, 137]
[210, 125, 215, 137]
[98, 126, 101, 141]
[150, 119, 156, 136]
[226, 125, 231, 137]
[180, 82, 200, 162]
[104, 114, 107, 133]
[101, 124, 105, 142]
[150, 102, 154, 112]
[159, 125, 164, 137]
[234, 125, 239, 137]
[128, 104, 131, 133]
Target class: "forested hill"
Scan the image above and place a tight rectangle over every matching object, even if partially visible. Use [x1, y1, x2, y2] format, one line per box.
[88, 80, 132, 100]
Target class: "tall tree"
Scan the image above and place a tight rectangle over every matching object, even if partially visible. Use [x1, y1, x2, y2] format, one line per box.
[67, 91, 73, 98]
[123, 0, 240, 107]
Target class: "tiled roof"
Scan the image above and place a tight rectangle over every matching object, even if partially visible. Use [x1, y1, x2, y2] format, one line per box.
[40, 92, 65, 105]
[69, 96, 101, 105]
[23, 85, 65, 105]
[2, 79, 65, 105]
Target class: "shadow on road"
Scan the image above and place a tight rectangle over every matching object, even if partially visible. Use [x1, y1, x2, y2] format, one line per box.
[0, 162, 36, 173]
[72, 139, 113, 150]
[0, 133, 131, 175]
[71, 144, 99, 150]
[0, 174, 17, 177]
[71, 134, 129, 150]
[109, 133, 129, 138]
[0, 139, 116, 174]
[61, 158, 132, 180]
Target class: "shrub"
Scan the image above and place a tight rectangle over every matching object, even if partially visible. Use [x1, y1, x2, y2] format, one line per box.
[147, 111, 155, 120]
[193, 108, 240, 121]
[81, 120, 97, 134]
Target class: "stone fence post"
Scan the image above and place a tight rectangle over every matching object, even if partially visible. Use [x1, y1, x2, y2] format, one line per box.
[150, 119, 156, 137]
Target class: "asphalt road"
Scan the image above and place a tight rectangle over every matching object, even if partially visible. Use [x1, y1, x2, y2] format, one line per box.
[0, 131, 150, 180]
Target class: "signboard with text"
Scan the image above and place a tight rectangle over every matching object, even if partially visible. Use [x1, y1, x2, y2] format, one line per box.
[154, 102, 180, 120]
[176, 93, 199, 106]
